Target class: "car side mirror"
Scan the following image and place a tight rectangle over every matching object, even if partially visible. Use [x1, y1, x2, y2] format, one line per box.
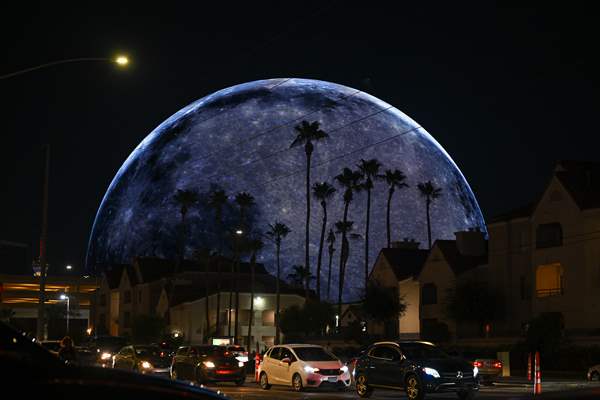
[281, 357, 291, 365]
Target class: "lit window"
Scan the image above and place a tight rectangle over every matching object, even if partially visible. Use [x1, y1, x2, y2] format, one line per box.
[536, 263, 564, 297]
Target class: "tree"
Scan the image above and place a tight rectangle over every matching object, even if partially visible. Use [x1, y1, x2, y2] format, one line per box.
[290, 120, 329, 289]
[246, 237, 263, 350]
[326, 228, 336, 302]
[357, 158, 382, 292]
[334, 167, 363, 317]
[207, 186, 228, 333]
[312, 181, 336, 300]
[279, 301, 335, 338]
[132, 315, 166, 344]
[417, 180, 442, 249]
[379, 169, 408, 248]
[173, 189, 198, 270]
[287, 265, 314, 300]
[363, 281, 406, 337]
[233, 191, 255, 343]
[445, 280, 504, 336]
[335, 220, 354, 318]
[266, 221, 291, 345]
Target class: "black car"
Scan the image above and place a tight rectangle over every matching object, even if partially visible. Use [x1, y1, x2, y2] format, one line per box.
[354, 341, 479, 400]
[85, 335, 130, 367]
[171, 345, 245, 386]
[0, 322, 227, 400]
[112, 345, 171, 375]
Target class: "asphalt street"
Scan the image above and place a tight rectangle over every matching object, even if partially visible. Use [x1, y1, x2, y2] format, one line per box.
[194, 379, 600, 400]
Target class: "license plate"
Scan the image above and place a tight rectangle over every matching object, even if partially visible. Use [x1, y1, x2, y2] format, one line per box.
[327, 377, 337, 382]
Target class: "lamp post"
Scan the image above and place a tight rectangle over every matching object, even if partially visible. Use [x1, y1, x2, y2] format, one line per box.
[60, 294, 70, 336]
[13, 53, 131, 340]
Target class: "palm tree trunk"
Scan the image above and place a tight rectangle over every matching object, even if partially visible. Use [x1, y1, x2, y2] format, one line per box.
[275, 243, 281, 345]
[316, 202, 327, 301]
[327, 248, 333, 301]
[234, 255, 240, 344]
[246, 252, 256, 350]
[215, 258, 221, 335]
[305, 149, 311, 283]
[364, 189, 371, 292]
[178, 211, 186, 273]
[228, 260, 233, 337]
[426, 197, 432, 249]
[205, 259, 210, 341]
[386, 188, 393, 248]
[337, 201, 350, 323]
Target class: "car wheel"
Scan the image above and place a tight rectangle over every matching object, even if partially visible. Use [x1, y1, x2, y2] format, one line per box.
[591, 371, 600, 381]
[292, 373, 304, 392]
[457, 388, 476, 400]
[235, 376, 245, 386]
[260, 372, 271, 390]
[195, 368, 206, 384]
[405, 374, 425, 400]
[355, 374, 373, 398]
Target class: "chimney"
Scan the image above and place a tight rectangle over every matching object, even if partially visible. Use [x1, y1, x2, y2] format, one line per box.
[454, 229, 486, 256]
[391, 238, 420, 250]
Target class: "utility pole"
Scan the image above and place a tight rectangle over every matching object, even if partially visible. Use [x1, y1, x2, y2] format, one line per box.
[36, 145, 50, 340]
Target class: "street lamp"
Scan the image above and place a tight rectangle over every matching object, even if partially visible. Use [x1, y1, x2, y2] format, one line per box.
[66, 265, 72, 271]
[0, 54, 131, 80]
[60, 294, 70, 335]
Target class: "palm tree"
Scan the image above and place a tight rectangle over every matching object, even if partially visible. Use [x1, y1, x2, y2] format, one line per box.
[266, 221, 291, 345]
[290, 120, 329, 286]
[246, 237, 263, 350]
[326, 229, 336, 302]
[312, 181, 336, 300]
[334, 168, 362, 314]
[335, 220, 354, 318]
[207, 186, 228, 333]
[417, 181, 443, 249]
[173, 189, 198, 271]
[379, 169, 409, 248]
[288, 265, 315, 300]
[234, 191, 255, 343]
[357, 158, 382, 292]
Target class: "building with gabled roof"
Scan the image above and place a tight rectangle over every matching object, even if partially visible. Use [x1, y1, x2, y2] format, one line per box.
[367, 240, 429, 338]
[488, 160, 600, 336]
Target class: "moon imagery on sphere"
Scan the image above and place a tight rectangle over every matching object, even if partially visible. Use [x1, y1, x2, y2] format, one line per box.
[87, 78, 486, 301]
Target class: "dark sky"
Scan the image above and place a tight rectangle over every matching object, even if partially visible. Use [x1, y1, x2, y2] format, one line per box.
[1, 2, 598, 274]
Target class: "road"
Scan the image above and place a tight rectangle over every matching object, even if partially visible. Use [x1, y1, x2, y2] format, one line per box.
[195, 379, 600, 400]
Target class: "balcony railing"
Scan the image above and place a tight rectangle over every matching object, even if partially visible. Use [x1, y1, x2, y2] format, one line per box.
[536, 287, 563, 298]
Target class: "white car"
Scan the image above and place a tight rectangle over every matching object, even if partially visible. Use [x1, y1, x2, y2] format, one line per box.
[258, 344, 351, 392]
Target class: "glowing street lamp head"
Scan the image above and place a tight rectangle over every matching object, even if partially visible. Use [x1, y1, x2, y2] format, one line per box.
[66, 265, 72, 270]
[235, 229, 243, 235]
[60, 294, 68, 300]
[114, 55, 129, 66]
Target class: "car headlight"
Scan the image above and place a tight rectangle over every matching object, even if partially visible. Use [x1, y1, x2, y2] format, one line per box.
[340, 365, 349, 373]
[238, 361, 245, 367]
[203, 361, 216, 368]
[100, 352, 112, 361]
[304, 365, 320, 374]
[423, 367, 440, 378]
[473, 366, 479, 377]
[142, 361, 153, 369]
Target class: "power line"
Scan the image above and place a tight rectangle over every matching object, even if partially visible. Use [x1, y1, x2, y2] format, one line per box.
[195, 104, 399, 188]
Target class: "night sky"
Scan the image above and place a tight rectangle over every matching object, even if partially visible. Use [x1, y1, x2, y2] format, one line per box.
[1, 2, 598, 275]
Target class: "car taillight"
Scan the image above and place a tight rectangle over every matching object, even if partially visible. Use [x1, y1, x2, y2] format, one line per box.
[473, 361, 483, 368]
[493, 361, 502, 368]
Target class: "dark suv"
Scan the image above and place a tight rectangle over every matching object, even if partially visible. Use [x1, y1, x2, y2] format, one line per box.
[171, 345, 245, 386]
[354, 341, 478, 400]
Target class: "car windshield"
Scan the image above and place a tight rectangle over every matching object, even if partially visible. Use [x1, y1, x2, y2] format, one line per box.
[293, 347, 337, 361]
[401, 343, 449, 359]
[135, 346, 161, 357]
